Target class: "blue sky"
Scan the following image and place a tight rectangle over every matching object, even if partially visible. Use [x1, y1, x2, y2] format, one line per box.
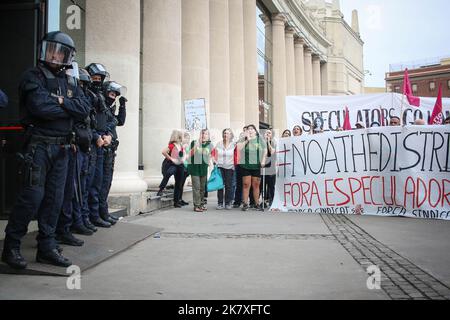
[340, 0, 450, 87]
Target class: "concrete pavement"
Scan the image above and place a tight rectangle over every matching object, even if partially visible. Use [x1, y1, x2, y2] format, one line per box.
[1, 196, 450, 300]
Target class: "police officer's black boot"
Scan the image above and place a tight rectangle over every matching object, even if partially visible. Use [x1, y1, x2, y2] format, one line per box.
[1, 247, 27, 270]
[83, 219, 98, 233]
[91, 217, 111, 228]
[36, 249, 72, 268]
[101, 214, 116, 226]
[71, 224, 94, 236]
[56, 233, 84, 246]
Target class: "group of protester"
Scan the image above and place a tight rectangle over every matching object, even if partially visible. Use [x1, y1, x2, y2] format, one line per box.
[157, 125, 277, 213]
[159, 113, 450, 213]
[2, 31, 126, 270]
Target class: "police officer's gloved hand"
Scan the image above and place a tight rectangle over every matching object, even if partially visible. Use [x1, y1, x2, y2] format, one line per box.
[119, 96, 127, 107]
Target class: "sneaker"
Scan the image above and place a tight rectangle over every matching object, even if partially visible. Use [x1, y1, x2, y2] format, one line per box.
[241, 203, 249, 212]
[201, 205, 208, 211]
[216, 204, 224, 210]
[180, 200, 189, 206]
[225, 204, 233, 210]
[255, 204, 265, 212]
[194, 207, 204, 213]
[233, 203, 241, 209]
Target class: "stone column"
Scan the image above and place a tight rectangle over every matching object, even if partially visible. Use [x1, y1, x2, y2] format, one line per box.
[182, 0, 210, 127]
[285, 27, 296, 96]
[141, 0, 182, 187]
[321, 62, 328, 95]
[243, 0, 259, 126]
[271, 14, 287, 131]
[85, 0, 147, 194]
[312, 55, 322, 95]
[210, 0, 230, 132]
[260, 14, 272, 60]
[260, 14, 272, 121]
[229, 0, 245, 132]
[304, 47, 313, 95]
[294, 37, 305, 96]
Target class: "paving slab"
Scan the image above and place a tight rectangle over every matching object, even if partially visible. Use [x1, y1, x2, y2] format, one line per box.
[0, 221, 160, 276]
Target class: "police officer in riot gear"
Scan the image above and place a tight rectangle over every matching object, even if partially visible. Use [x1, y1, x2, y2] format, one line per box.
[85, 63, 114, 228]
[69, 68, 99, 235]
[55, 68, 96, 245]
[1, 32, 90, 269]
[99, 81, 127, 225]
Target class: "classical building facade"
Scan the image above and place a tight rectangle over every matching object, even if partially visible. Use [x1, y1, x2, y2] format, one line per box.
[0, 0, 364, 216]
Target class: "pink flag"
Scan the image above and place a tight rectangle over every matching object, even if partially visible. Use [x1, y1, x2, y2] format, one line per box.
[402, 68, 420, 107]
[343, 106, 352, 131]
[429, 84, 443, 125]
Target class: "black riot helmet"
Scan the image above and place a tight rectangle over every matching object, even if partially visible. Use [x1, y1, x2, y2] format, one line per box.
[103, 81, 127, 98]
[85, 63, 110, 83]
[39, 31, 76, 67]
[78, 68, 91, 83]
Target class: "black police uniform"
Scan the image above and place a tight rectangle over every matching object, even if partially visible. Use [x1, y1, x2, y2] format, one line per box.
[99, 97, 126, 222]
[2, 63, 90, 267]
[56, 82, 94, 242]
[86, 87, 114, 227]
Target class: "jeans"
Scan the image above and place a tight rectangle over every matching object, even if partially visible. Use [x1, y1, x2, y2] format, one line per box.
[262, 174, 276, 204]
[159, 163, 184, 203]
[217, 168, 234, 206]
[233, 165, 243, 205]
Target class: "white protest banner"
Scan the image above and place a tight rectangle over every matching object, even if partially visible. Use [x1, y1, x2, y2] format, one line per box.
[286, 93, 450, 133]
[184, 98, 207, 133]
[271, 126, 450, 220]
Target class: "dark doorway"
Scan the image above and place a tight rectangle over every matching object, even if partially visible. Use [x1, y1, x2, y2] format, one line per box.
[0, 0, 46, 219]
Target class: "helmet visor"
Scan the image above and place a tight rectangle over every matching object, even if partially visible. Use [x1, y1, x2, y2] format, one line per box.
[40, 40, 75, 66]
[107, 81, 127, 97]
[86, 63, 110, 81]
[66, 61, 80, 79]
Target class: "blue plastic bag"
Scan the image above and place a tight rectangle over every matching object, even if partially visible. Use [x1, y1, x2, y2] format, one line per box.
[207, 166, 224, 192]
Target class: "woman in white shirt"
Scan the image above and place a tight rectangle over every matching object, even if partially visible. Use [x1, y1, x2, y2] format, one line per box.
[213, 128, 236, 210]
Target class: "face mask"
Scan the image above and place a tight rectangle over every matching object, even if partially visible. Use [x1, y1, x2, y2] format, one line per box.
[105, 96, 116, 107]
[90, 81, 103, 93]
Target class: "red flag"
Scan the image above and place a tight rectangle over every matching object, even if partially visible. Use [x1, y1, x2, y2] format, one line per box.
[429, 84, 443, 125]
[402, 68, 420, 107]
[343, 106, 352, 131]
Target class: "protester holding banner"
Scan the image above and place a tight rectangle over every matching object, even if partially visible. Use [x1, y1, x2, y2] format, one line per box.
[188, 129, 213, 212]
[282, 130, 291, 138]
[157, 130, 186, 208]
[262, 129, 277, 208]
[389, 116, 401, 126]
[292, 126, 303, 137]
[213, 129, 236, 210]
[237, 125, 267, 212]
[445, 116, 450, 125]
